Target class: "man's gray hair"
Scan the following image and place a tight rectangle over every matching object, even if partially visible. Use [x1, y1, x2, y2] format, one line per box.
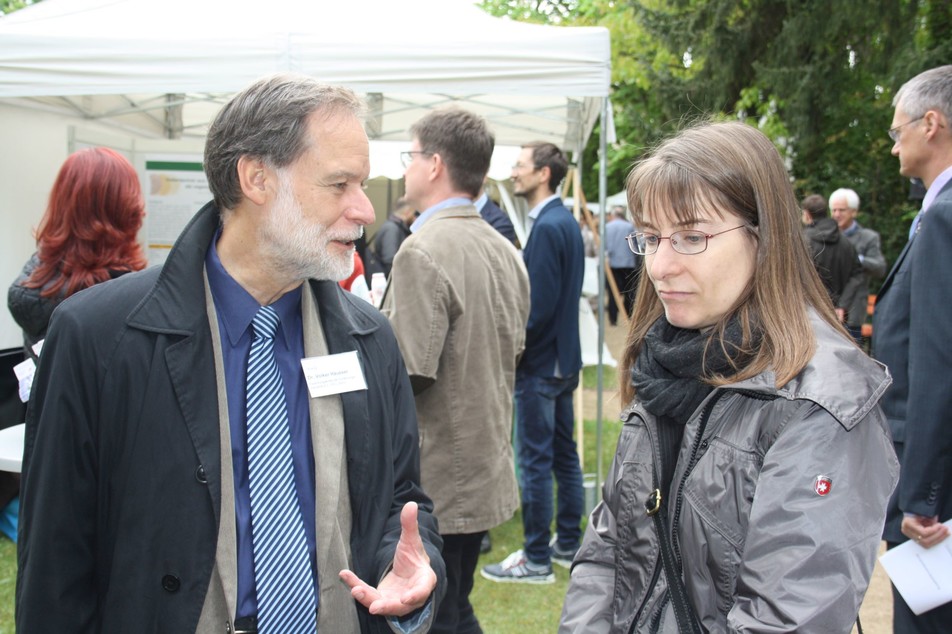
[829, 188, 860, 210]
[204, 74, 366, 211]
[893, 65, 952, 120]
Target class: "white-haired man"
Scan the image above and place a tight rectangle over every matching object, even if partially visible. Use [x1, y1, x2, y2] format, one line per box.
[829, 188, 886, 342]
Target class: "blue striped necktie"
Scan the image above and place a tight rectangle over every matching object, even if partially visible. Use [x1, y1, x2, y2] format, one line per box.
[246, 305, 317, 634]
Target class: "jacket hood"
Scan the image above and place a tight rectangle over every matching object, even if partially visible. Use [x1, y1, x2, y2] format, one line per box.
[727, 310, 890, 431]
[804, 217, 843, 244]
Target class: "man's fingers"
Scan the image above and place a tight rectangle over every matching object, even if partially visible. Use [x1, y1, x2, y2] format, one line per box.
[902, 516, 951, 548]
[369, 596, 414, 617]
[338, 569, 363, 590]
[400, 501, 421, 544]
[339, 569, 380, 608]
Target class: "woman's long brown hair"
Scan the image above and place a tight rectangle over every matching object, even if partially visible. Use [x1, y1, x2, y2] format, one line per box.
[620, 121, 847, 403]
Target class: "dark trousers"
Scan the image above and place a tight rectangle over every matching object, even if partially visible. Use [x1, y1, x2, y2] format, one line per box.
[887, 541, 952, 632]
[431, 531, 486, 634]
[607, 267, 638, 325]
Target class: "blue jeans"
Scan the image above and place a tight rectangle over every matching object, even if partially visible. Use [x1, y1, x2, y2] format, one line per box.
[515, 371, 583, 564]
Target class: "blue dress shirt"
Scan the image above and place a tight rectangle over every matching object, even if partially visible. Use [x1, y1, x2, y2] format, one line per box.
[204, 233, 318, 620]
[410, 196, 472, 233]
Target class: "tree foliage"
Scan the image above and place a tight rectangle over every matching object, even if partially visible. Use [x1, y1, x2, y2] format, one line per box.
[480, 0, 952, 265]
[0, 0, 32, 14]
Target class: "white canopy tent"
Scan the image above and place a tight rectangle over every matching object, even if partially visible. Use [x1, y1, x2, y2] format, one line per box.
[0, 0, 608, 150]
[0, 0, 615, 456]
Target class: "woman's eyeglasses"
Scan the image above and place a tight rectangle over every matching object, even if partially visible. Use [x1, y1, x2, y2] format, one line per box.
[626, 225, 746, 256]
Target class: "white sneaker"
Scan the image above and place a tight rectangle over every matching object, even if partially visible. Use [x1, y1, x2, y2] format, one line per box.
[480, 549, 555, 584]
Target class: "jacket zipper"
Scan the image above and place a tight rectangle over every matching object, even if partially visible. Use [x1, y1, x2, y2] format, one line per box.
[630, 388, 779, 632]
[629, 410, 666, 634]
[670, 391, 725, 570]
[670, 388, 777, 571]
[648, 595, 668, 632]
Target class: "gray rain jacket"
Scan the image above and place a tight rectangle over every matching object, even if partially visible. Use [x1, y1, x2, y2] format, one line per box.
[560, 313, 898, 633]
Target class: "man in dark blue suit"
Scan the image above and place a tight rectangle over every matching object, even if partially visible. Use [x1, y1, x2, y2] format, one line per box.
[475, 184, 517, 245]
[874, 64, 952, 633]
[482, 142, 585, 584]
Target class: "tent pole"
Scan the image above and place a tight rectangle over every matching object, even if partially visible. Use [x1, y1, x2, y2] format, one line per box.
[596, 98, 608, 490]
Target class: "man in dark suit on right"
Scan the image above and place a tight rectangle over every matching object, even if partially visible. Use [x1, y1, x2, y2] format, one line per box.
[482, 141, 585, 584]
[874, 64, 952, 633]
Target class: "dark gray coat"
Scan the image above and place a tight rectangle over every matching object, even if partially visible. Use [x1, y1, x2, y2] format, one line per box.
[842, 223, 887, 328]
[8, 254, 134, 359]
[803, 217, 864, 311]
[16, 202, 444, 633]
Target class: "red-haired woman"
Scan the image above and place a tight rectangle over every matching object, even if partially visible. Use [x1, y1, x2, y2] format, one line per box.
[8, 147, 148, 358]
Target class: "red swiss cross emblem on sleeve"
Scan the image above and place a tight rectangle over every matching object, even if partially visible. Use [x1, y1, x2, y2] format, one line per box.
[814, 475, 833, 496]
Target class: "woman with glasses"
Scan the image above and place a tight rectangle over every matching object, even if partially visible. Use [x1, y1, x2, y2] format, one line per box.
[560, 121, 898, 633]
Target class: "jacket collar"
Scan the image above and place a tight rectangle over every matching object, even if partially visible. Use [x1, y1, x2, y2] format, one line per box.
[418, 203, 480, 225]
[126, 201, 381, 342]
[308, 278, 381, 354]
[126, 201, 221, 336]
[623, 310, 890, 432]
[726, 310, 890, 430]
[530, 195, 563, 220]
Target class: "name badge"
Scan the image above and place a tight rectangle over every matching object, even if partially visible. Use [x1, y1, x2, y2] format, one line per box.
[300, 351, 367, 398]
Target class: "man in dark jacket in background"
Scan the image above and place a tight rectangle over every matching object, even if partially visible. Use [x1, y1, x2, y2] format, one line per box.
[475, 181, 518, 245]
[801, 193, 864, 323]
[371, 196, 415, 278]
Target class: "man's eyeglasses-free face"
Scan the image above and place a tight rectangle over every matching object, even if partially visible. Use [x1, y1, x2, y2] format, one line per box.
[888, 116, 923, 143]
[626, 225, 746, 256]
[400, 151, 433, 169]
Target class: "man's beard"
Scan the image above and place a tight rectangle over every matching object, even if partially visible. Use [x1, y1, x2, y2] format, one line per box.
[260, 174, 361, 282]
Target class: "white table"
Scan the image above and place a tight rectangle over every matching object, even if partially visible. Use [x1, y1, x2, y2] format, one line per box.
[0, 423, 25, 473]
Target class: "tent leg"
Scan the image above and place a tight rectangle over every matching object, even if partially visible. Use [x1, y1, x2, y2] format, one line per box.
[595, 98, 609, 490]
[575, 384, 584, 471]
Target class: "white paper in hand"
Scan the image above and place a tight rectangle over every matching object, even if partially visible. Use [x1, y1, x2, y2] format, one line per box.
[880, 519, 952, 615]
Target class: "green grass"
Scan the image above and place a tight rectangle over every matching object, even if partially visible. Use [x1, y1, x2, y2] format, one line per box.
[471, 415, 622, 632]
[0, 417, 623, 633]
[0, 537, 13, 634]
[582, 362, 618, 391]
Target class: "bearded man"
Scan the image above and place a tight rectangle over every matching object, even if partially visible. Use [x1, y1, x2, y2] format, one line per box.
[16, 74, 444, 634]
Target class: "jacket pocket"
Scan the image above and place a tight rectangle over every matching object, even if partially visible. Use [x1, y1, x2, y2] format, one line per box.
[611, 416, 654, 527]
[609, 415, 664, 627]
[680, 437, 762, 616]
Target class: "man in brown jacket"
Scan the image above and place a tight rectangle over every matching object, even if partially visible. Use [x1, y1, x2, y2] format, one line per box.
[382, 108, 530, 634]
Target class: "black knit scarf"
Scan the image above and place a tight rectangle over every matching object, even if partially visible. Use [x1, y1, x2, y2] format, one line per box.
[631, 316, 757, 493]
[630, 315, 756, 427]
